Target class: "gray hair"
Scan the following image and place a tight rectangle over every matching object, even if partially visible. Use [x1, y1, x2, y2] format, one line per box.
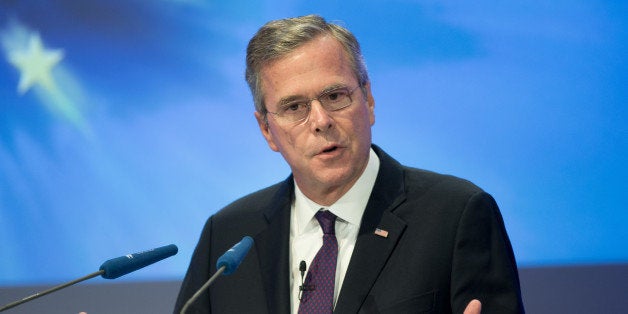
[245, 14, 369, 115]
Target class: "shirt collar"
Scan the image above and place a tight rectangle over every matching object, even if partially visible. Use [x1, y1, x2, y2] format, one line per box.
[293, 148, 380, 234]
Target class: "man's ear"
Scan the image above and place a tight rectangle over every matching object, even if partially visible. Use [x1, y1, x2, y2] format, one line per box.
[255, 111, 279, 152]
[363, 82, 375, 126]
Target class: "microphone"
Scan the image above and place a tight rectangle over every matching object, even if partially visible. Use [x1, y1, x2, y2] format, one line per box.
[299, 260, 307, 279]
[180, 236, 253, 314]
[216, 236, 254, 275]
[0, 244, 178, 312]
[100, 244, 178, 279]
[298, 260, 315, 300]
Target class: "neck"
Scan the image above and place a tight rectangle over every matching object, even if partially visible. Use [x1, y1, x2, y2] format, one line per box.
[294, 166, 368, 207]
[297, 182, 353, 207]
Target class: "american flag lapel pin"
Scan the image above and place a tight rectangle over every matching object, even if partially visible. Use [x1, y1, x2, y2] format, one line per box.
[374, 228, 389, 238]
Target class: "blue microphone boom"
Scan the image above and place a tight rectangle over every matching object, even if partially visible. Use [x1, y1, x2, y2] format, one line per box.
[216, 236, 253, 275]
[0, 244, 178, 312]
[100, 244, 178, 279]
[180, 236, 254, 314]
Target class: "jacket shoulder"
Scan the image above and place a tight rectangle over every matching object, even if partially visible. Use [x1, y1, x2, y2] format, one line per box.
[211, 178, 291, 225]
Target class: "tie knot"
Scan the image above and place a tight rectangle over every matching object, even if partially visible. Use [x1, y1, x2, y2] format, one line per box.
[315, 210, 337, 235]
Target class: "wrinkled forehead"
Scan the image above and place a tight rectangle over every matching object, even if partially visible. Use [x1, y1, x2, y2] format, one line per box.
[258, 37, 357, 108]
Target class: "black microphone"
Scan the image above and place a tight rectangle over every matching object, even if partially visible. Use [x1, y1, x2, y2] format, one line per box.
[299, 260, 307, 279]
[180, 236, 253, 314]
[298, 260, 307, 300]
[298, 260, 315, 300]
[0, 244, 178, 312]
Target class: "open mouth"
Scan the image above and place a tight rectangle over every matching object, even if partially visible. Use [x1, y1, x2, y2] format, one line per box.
[321, 146, 338, 153]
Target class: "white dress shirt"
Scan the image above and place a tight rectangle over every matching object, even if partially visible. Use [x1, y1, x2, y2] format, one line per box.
[289, 148, 380, 313]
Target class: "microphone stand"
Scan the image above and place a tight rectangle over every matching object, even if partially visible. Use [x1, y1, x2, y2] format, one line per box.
[179, 266, 226, 314]
[0, 270, 105, 312]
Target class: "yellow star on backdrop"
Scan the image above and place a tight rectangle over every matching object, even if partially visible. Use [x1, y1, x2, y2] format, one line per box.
[8, 33, 64, 95]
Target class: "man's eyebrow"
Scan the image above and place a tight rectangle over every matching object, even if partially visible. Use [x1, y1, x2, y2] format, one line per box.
[319, 84, 347, 94]
[277, 95, 306, 106]
[276, 84, 349, 106]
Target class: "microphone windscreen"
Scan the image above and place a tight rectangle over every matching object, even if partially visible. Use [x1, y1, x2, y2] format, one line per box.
[216, 236, 253, 275]
[99, 244, 178, 279]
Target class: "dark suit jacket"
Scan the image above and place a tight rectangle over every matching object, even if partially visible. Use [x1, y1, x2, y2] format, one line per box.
[174, 146, 524, 313]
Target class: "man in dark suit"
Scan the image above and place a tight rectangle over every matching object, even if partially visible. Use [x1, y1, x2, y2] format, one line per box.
[175, 15, 524, 313]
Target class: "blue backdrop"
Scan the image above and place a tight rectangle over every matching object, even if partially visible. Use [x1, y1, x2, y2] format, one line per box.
[1, 0, 626, 285]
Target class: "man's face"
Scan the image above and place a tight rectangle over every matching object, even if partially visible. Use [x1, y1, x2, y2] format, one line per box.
[254, 35, 375, 204]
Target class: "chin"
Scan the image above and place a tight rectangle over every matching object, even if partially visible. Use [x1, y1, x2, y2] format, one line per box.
[315, 168, 358, 187]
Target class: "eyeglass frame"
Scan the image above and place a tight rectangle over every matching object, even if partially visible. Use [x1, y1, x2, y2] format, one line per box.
[264, 85, 363, 124]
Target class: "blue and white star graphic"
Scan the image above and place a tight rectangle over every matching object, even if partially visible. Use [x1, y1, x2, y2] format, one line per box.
[8, 32, 64, 94]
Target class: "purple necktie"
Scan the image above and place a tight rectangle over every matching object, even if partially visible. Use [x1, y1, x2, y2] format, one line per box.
[298, 210, 338, 314]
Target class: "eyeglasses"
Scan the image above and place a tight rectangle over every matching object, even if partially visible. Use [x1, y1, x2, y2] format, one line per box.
[266, 85, 361, 124]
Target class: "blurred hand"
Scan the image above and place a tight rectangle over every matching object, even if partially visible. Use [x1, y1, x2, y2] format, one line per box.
[463, 299, 482, 314]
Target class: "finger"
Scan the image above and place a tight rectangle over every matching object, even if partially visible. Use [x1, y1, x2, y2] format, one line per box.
[463, 299, 482, 314]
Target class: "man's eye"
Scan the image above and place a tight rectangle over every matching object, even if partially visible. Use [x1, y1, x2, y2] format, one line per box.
[282, 102, 306, 113]
[323, 90, 347, 102]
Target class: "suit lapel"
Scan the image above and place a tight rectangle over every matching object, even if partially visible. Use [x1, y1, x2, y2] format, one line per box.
[250, 147, 407, 314]
[334, 146, 408, 313]
[254, 177, 294, 314]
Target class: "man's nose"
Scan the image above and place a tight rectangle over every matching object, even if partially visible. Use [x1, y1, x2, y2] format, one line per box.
[308, 100, 333, 133]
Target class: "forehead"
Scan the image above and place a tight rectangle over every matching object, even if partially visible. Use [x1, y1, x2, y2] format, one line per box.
[259, 36, 356, 107]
